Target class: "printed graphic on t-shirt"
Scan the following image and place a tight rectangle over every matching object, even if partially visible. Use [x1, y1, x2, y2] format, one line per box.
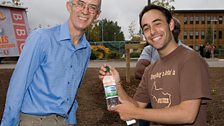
[150, 69, 176, 80]
[150, 69, 176, 108]
[151, 82, 171, 108]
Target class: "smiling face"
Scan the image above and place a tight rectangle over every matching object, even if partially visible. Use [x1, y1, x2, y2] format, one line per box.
[67, 0, 101, 32]
[141, 9, 175, 51]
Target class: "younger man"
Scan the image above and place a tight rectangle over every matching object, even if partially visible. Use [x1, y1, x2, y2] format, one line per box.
[99, 5, 211, 126]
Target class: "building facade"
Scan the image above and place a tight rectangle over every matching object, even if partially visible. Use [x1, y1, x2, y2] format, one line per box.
[174, 10, 224, 49]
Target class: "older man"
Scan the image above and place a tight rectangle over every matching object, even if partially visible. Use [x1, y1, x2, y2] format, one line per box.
[1, 0, 101, 126]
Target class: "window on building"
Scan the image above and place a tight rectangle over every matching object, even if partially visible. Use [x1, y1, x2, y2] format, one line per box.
[190, 31, 193, 39]
[195, 31, 199, 39]
[201, 16, 205, 24]
[219, 16, 223, 24]
[201, 31, 205, 39]
[214, 30, 217, 39]
[207, 16, 211, 24]
[195, 16, 199, 24]
[219, 31, 222, 39]
[190, 16, 194, 24]
[212, 16, 217, 24]
[184, 16, 188, 24]
[184, 31, 187, 39]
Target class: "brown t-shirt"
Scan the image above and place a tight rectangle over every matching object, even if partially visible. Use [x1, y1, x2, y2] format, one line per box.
[134, 46, 212, 126]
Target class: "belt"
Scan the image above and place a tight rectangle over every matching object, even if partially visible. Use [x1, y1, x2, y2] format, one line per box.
[20, 113, 66, 120]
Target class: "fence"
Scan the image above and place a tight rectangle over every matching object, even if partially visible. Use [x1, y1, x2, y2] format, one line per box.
[89, 41, 142, 56]
[90, 41, 224, 59]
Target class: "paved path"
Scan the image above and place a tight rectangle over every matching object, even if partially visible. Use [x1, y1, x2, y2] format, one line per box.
[205, 58, 224, 67]
[1, 58, 224, 69]
[88, 60, 137, 68]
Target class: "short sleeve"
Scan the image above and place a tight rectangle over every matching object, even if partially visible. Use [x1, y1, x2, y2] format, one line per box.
[179, 53, 211, 102]
[138, 45, 153, 61]
[134, 67, 151, 103]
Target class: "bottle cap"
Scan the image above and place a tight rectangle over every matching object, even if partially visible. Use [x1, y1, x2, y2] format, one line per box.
[105, 66, 110, 72]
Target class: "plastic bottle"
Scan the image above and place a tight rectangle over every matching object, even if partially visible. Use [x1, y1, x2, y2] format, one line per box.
[103, 66, 136, 125]
[103, 66, 119, 109]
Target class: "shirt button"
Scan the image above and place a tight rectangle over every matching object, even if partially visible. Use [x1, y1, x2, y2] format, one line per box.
[70, 65, 73, 68]
[68, 82, 70, 84]
[67, 98, 69, 101]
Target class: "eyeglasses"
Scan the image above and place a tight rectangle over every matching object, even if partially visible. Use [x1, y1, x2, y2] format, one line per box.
[71, 0, 99, 14]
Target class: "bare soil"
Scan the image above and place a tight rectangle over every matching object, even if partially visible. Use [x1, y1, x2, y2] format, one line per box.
[0, 67, 224, 126]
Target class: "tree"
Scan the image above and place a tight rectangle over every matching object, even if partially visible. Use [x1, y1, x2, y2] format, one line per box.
[151, 0, 175, 11]
[86, 22, 101, 42]
[130, 35, 144, 42]
[128, 21, 136, 40]
[85, 19, 125, 42]
[205, 26, 213, 45]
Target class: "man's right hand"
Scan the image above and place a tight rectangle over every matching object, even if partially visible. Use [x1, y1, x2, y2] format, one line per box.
[99, 64, 121, 84]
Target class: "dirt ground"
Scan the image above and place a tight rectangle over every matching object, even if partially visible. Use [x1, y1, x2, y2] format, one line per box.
[0, 67, 224, 126]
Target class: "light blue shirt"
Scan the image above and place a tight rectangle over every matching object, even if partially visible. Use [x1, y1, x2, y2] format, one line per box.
[1, 21, 91, 126]
[139, 40, 192, 64]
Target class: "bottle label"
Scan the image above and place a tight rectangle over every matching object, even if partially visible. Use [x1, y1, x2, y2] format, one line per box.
[104, 85, 118, 99]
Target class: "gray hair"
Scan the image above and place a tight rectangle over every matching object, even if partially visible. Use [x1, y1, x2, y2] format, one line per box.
[68, 0, 101, 10]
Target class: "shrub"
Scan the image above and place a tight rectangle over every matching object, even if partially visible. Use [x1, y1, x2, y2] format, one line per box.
[90, 49, 101, 60]
[106, 51, 121, 59]
[90, 45, 110, 59]
[130, 51, 141, 58]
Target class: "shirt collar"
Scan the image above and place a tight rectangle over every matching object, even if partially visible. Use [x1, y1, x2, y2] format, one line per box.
[58, 20, 89, 50]
[59, 20, 71, 41]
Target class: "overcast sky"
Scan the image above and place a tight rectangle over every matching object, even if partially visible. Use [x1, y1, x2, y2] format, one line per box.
[2, 0, 224, 40]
